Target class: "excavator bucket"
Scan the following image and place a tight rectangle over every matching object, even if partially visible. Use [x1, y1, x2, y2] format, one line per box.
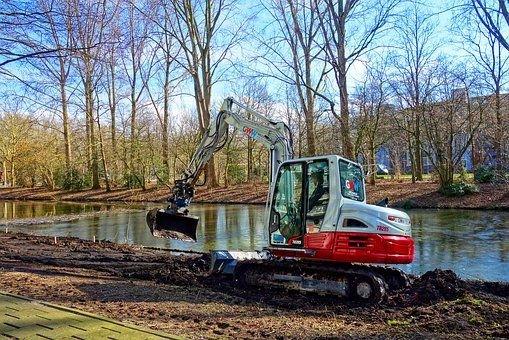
[146, 208, 198, 242]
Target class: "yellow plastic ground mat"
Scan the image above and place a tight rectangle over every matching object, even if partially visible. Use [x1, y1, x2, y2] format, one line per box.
[0, 292, 179, 339]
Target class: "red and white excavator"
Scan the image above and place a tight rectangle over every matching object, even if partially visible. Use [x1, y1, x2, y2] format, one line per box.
[147, 97, 414, 302]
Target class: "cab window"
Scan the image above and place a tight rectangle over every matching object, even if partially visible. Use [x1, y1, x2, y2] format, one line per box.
[305, 160, 329, 233]
[339, 160, 364, 201]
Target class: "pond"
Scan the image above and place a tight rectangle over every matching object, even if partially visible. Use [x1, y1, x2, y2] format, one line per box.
[1, 200, 507, 282]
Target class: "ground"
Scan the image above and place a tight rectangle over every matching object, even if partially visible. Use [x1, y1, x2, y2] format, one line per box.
[0, 181, 508, 209]
[0, 232, 507, 339]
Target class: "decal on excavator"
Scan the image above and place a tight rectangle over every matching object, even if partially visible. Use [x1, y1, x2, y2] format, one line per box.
[243, 126, 260, 140]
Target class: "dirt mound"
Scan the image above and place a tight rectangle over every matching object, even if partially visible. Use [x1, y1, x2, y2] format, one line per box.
[389, 269, 468, 306]
[104, 253, 211, 286]
[466, 280, 509, 298]
[414, 269, 466, 302]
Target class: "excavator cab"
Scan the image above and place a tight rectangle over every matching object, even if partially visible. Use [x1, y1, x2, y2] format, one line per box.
[268, 157, 333, 248]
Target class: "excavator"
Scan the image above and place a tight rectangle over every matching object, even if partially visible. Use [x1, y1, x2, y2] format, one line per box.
[147, 97, 414, 302]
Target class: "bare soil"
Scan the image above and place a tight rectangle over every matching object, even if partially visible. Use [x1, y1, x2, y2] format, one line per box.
[0, 232, 507, 339]
[0, 181, 507, 210]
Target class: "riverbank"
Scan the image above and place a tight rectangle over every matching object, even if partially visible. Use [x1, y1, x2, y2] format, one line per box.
[0, 181, 507, 209]
[0, 232, 507, 338]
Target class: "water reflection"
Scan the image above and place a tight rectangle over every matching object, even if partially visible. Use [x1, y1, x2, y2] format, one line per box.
[399, 209, 509, 281]
[0, 200, 125, 219]
[2, 200, 507, 281]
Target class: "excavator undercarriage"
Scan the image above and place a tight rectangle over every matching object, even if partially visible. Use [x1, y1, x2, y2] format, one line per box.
[210, 250, 409, 303]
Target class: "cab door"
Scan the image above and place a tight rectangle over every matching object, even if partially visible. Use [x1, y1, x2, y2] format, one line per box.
[268, 159, 331, 248]
[269, 162, 304, 247]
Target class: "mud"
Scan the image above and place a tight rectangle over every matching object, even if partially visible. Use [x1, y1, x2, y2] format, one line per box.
[0, 232, 507, 339]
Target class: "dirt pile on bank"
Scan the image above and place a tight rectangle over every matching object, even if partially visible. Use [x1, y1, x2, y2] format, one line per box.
[0, 232, 210, 286]
[120, 253, 210, 286]
[392, 269, 467, 306]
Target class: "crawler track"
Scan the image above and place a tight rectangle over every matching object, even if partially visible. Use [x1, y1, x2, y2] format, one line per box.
[233, 259, 409, 303]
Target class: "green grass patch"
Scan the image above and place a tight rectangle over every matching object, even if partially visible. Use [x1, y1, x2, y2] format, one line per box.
[457, 296, 485, 307]
[387, 319, 410, 326]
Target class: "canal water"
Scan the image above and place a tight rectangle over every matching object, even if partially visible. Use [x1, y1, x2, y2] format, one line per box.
[1, 200, 507, 281]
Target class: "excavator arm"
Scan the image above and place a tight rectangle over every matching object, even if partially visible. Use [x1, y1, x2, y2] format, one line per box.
[146, 97, 293, 241]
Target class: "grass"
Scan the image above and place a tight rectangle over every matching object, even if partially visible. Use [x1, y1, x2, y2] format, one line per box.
[387, 319, 410, 327]
[457, 296, 485, 307]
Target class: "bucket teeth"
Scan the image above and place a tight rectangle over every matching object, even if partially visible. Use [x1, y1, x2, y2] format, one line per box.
[146, 208, 198, 242]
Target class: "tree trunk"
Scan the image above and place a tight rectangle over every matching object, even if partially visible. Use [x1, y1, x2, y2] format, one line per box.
[304, 110, 316, 156]
[130, 91, 136, 173]
[368, 140, 376, 185]
[59, 69, 71, 169]
[97, 109, 110, 192]
[247, 136, 253, 181]
[407, 136, 416, 183]
[162, 58, 171, 180]
[394, 155, 402, 180]
[85, 105, 91, 171]
[493, 90, 503, 169]
[339, 73, 354, 159]
[10, 160, 15, 187]
[207, 158, 218, 188]
[338, 23, 354, 159]
[85, 66, 100, 189]
[414, 113, 423, 180]
[1, 160, 6, 186]
[108, 59, 117, 185]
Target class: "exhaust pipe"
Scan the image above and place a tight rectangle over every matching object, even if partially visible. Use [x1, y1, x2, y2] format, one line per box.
[146, 208, 198, 242]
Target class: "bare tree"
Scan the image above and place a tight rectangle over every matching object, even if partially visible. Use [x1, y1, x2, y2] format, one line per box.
[391, 1, 440, 182]
[315, 0, 399, 159]
[352, 57, 392, 185]
[470, 0, 509, 51]
[421, 62, 485, 189]
[68, 0, 117, 189]
[141, 1, 184, 182]
[255, 0, 326, 156]
[121, 0, 152, 188]
[458, 2, 509, 168]
[0, 1, 74, 169]
[103, 4, 123, 185]
[163, 0, 241, 188]
[39, 0, 73, 169]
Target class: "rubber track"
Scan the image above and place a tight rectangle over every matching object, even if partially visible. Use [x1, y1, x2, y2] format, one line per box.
[233, 259, 409, 298]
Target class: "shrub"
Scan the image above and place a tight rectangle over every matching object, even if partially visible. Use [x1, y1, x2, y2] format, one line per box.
[458, 165, 468, 182]
[401, 199, 416, 209]
[474, 166, 495, 183]
[440, 181, 479, 197]
[56, 168, 90, 190]
[123, 172, 144, 189]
